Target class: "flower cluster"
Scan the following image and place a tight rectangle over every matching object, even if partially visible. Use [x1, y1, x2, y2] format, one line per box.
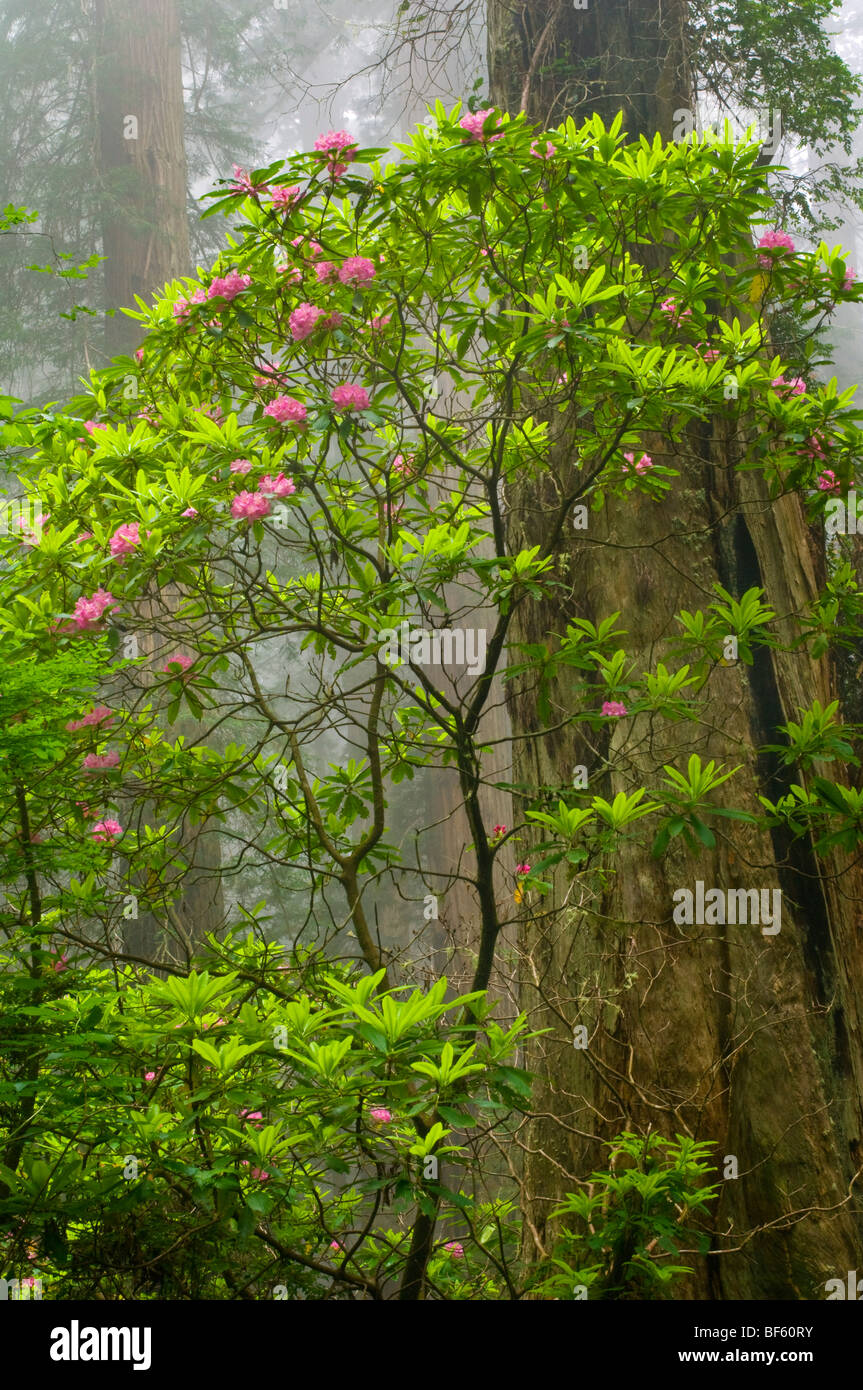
[72, 589, 117, 630]
[263, 396, 307, 426]
[660, 297, 692, 326]
[771, 375, 806, 395]
[338, 256, 376, 286]
[231, 491, 271, 521]
[161, 653, 194, 675]
[757, 229, 795, 268]
[313, 129, 358, 178]
[622, 452, 653, 475]
[270, 184, 301, 211]
[459, 108, 503, 143]
[208, 271, 251, 301]
[66, 705, 115, 733]
[331, 383, 370, 411]
[229, 165, 270, 197]
[82, 751, 120, 773]
[289, 303, 326, 340]
[601, 700, 628, 717]
[258, 473, 296, 498]
[173, 289, 207, 322]
[91, 819, 122, 843]
[109, 522, 140, 560]
[817, 469, 840, 493]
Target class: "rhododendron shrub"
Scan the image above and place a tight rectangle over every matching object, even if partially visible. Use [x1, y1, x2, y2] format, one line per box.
[2, 104, 863, 1298]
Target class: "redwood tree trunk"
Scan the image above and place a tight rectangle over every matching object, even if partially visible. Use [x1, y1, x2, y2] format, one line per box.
[489, 0, 863, 1298]
[92, 0, 221, 962]
[94, 0, 190, 357]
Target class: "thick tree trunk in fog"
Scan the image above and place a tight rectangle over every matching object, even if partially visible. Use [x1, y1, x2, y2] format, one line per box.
[489, 0, 863, 1297]
[94, 0, 190, 357]
[93, 0, 221, 961]
[487, 0, 689, 136]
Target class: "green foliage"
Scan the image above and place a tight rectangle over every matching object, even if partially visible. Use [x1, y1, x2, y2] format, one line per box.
[0, 937, 531, 1298]
[1, 103, 862, 1298]
[537, 1132, 719, 1300]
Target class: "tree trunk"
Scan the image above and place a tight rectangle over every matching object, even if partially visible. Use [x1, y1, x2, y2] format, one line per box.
[93, 0, 190, 358]
[92, 0, 222, 962]
[489, 0, 863, 1298]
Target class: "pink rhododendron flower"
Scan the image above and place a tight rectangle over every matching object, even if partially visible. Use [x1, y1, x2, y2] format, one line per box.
[492, 824, 507, 837]
[73, 531, 93, 545]
[134, 348, 144, 364]
[51, 951, 69, 974]
[622, 452, 653, 475]
[368, 314, 391, 334]
[392, 453, 416, 476]
[161, 653, 194, 675]
[270, 184, 301, 210]
[843, 267, 857, 290]
[459, 108, 503, 142]
[82, 751, 120, 773]
[444, 1241, 464, 1258]
[601, 700, 628, 717]
[322, 311, 344, 331]
[82, 420, 106, 436]
[229, 164, 270, 196]
[67, 705, 115, 733]
[660, 297, 692, 324]
[315, 261, 337, 283]
[181, 507, 198, 518]
[311, 129, 355, 161]
[369, 1107, 392, 1124]
[515, 863, 531, 875]
[232, 491, 271, 521]
[252, 366, 282, 389]
[91, 819, 122, 843]
[109, 522, 140, 559]
[173, 288, 207, 322]
[530, 140, 555, 159]
[806, 433, 827, 459]
[239, 1109, 263, 1126]
[208, 271, 251, 301]
[258, 473, 296, 498]
[757, 229, 795, 267]
[73, 589, 117, 630]
[817, 469, 840, 493]
[329, 1240, 342, 1251]
[771, 375, 806, 395]
[331, 383, 370, 411]
[144, 1071, 156, 1082]
[290, 236, 323, 258]
[14, 513, 48, 547]
[230, 458, 254, 474]
[264, 396, 307, 426]
[240, 1161, 270, 1180]
[289, 303, 326, 340]
[338, 256, 376, 286]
